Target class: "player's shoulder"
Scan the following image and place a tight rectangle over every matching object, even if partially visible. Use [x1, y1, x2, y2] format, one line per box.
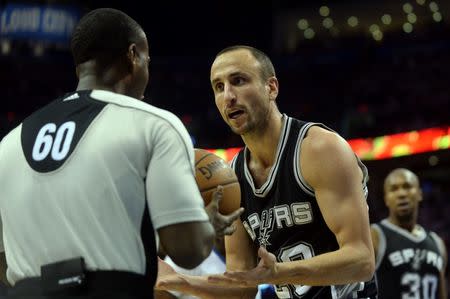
[90, 90, 186, 133]
[303, 124, 342, 146]
[301, 123, 352, 164]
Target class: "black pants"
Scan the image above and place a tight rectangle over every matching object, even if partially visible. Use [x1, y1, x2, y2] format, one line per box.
[7, 271, 153, 299]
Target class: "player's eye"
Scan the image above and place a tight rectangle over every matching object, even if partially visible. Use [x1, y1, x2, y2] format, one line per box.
[215, 83, 224, 92]
[233, 77, 245, 85]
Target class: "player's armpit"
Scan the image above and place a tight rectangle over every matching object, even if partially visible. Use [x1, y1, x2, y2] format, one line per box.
[370, 226, 380, 259]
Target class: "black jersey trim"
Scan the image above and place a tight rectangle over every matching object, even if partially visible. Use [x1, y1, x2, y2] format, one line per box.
[371, 223, 387, 270]
[293, 122, 318, 197]
[243, 115, 291, 198]
[380, 219, 427, 242]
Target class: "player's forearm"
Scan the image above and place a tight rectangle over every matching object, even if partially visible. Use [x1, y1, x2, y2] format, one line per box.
[154, 290, 178, 299]
[439, 274, 447, 299]
[162, 274, 257, 299]
[274, 244, 374, 286]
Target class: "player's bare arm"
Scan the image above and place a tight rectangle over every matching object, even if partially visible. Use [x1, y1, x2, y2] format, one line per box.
[154, 289, 177, 299]
[436, 236, 448, 299]
[270, 126, 375, 285]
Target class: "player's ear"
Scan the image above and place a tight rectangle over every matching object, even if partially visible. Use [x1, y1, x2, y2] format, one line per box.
[266, 76, 279, 101]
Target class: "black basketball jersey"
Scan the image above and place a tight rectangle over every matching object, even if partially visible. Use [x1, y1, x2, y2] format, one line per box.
[373, 219, 444, 299]
[231, 115, 375, 299]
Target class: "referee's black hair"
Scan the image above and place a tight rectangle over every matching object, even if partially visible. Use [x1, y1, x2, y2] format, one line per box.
[71, 8, 143, 67]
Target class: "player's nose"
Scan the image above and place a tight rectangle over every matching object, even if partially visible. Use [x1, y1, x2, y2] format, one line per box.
[223, 84, 237, 104]
[395, 188, 408, 198]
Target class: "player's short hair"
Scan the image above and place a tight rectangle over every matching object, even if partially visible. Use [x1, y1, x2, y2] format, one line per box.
[216, 45, 276, 80]
[71, 8, 143, 67]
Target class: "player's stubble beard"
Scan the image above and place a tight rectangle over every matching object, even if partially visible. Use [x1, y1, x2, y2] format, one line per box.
[231, 102, 271, 137]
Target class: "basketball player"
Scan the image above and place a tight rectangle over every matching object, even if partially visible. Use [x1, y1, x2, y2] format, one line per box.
[0, 9, 242, 299]
[371, 168, 447, 299]
[156, 45, 377, 298]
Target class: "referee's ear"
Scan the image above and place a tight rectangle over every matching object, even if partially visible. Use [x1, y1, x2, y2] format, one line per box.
[126, 43, 138, 73]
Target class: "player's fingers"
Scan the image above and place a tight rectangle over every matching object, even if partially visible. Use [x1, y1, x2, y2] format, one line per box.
[206, 186, 223, 213]
[226, 207, 244, 221]
[211, 185, 224, 205]
[258, 246, 267, 258]
[222, 225, 237, 236]
[258, 246, 276, 264]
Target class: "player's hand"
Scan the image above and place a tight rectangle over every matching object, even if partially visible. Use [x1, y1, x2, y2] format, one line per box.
[208, 247, 278, 286]
[205, 185, 244, 238]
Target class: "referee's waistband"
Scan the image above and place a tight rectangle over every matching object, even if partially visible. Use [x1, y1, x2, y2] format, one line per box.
[9, 270, 152, 296]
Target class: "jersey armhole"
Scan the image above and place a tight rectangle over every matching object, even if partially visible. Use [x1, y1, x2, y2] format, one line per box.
[372, 224, 387, 270]
[429, 232, 446, 262]
[229, 151, 240, 171]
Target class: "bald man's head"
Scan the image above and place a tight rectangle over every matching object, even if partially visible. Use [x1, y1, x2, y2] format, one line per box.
[383, 168, 422, 224]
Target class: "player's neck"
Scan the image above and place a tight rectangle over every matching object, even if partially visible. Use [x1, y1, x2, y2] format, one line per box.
[243, 112, 284, 168]
[388, 216, 417, 232]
